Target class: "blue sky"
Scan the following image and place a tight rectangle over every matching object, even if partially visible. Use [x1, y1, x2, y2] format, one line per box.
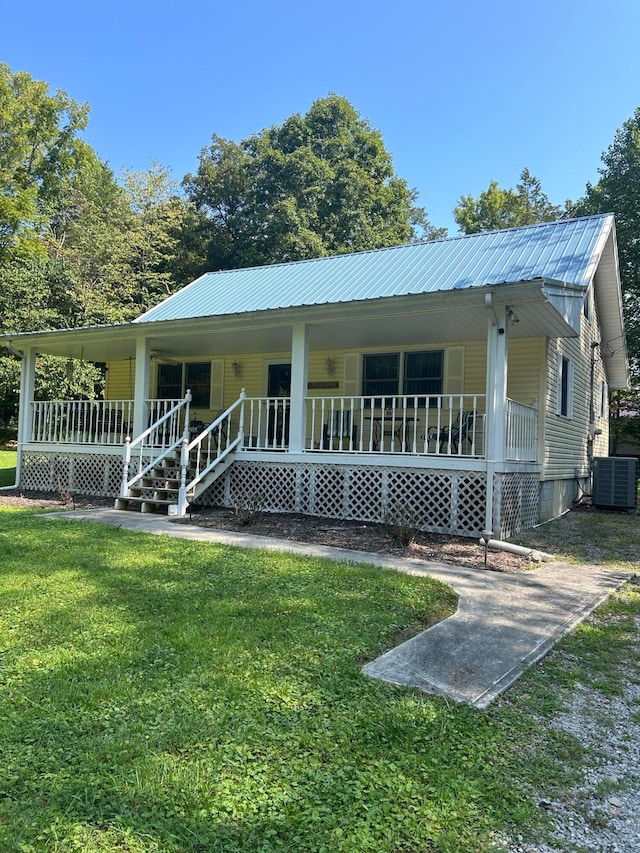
[2, 0, 639, 232]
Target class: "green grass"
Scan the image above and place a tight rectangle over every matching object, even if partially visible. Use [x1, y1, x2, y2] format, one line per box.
[0, 449, 16, 486]
[517, 505, 640, 572]
[0, 506, 638, 852]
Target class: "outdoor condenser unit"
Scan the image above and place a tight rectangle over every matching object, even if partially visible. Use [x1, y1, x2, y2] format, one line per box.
[592, 456, 638, 510]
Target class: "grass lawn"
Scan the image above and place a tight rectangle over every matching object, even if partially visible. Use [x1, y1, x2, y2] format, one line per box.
[0, 449, 16, 486]
[0, 494, 638, 851]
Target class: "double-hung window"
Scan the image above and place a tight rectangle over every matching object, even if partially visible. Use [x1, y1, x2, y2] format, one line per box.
[362, 350, 444, 403]
[403, 350, 444, 396]
[157, 362, 212, 408]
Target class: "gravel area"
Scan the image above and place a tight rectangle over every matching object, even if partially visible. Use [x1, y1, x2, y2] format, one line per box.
[503, 609, 640, 853]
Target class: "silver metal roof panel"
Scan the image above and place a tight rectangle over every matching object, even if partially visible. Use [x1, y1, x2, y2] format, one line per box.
[135, 215, 615, 324]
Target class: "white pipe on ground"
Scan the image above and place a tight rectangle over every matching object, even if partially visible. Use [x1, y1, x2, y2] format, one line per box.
[479, 537, 555, 563]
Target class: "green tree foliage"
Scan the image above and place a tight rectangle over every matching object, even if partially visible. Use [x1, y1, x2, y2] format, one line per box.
[0, 62, 89, 261]
[455, 168, 567, 234]
[572, 107, 640, 384]
[184, 95, 444, 270]
[0, 65, 195, 423]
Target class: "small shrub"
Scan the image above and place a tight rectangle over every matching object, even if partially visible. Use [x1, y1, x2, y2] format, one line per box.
[383, 501, 420, 547]
[233, 492, 265, 526]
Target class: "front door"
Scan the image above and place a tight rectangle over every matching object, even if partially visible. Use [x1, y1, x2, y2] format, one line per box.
[267, 363, 291, 444]
[267, 363, 291, 397]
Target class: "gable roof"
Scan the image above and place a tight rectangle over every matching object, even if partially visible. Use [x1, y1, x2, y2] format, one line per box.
[136, 214, 615, 324]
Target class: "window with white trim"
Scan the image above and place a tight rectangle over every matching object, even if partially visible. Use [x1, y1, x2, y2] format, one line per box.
[157, 362, 211, 408]
[556, 354, 573, 418]
[362, 350, 444, 402]
[599, 381, 607, 419]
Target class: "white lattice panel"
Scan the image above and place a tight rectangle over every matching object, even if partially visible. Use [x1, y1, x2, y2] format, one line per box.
[200, 460, 487, 536]
[495, 472, 540, 538]
[20, 450, 125, 497]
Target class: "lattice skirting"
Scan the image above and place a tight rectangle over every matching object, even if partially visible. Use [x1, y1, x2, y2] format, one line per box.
[493, 472, 540, 539]
[198, 461, 488, 537]
[20, 450, 128, 497]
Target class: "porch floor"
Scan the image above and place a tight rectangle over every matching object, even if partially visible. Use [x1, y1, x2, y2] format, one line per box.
[43, 508, 627, 708]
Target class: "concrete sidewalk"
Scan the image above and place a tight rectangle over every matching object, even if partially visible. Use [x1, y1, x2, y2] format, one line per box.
[44, 508, 631, 708]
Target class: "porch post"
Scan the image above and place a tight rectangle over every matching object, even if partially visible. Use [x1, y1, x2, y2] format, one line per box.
[289, 323, 309, 452]
[484, 299, 508, 532]
[132, 337, 151, 437]
[16, 345, 36, 486]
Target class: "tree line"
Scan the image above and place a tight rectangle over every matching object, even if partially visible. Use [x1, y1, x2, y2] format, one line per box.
[1, 62, 639, 445]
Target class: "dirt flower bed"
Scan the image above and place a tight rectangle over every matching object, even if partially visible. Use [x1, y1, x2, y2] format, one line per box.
[0, 488, 532, 572]
[177, 505, 531, 572]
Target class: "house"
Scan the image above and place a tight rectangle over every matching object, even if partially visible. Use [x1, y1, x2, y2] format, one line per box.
[1, 214, 628, 539]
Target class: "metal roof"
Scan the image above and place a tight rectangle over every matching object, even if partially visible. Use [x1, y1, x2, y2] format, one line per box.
[132, 214, 614, 324]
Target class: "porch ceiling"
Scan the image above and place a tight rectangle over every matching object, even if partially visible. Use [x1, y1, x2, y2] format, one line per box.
[2, 281, 578, 362]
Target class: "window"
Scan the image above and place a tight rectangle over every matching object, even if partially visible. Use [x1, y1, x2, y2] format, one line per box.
[556, 355, 573, 418]
[600, 381, 607, 419]
[362, 350, 444, 402]
[157, 364, 182, 400]
[362, 353, 399, 399]
[157, 362, 211, 408]
[403, 350, 444, 396]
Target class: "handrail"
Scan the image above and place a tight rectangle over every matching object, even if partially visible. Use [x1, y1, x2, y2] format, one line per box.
[128, 391, 191, 452]
[176, 390, 246, 514]
[121, 391, 191, 497]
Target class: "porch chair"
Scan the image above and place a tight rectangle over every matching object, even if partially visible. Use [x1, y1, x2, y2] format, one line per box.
[426, 410, 475, 453]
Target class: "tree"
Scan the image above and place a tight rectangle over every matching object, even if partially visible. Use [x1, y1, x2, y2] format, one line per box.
[572, 107, 640, 383]
[0, 63, 89, 261]
[455, 168, 567, 234]
[183, 95, 444, 270]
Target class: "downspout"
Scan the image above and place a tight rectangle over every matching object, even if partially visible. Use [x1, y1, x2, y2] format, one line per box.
[587, 341, 601, 465]
[479, 534, 555, 563]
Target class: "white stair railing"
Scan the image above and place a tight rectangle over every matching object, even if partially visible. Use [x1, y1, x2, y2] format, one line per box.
[121, 391, 191, 497]
[176, 390, 246, 515]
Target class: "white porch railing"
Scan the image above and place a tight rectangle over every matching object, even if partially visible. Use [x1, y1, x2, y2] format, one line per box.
[176, 392, 246, 514]
[242, 397, 291, 451]
[505, 398, 538, 462]
[122, 393, 191, 496]
[31, 399, 134, 445]
[306, 394, 486, 456]
[145, 398, 189, 448]
[29, 398, 190, 447]
[28, 393, 539, 464]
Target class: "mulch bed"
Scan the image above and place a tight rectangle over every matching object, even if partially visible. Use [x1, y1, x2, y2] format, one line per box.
[0, 489, 531, 573]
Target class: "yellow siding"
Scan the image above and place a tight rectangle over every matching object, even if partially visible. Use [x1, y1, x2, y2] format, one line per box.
[507, 338, 545, 407]
[105, 359, 135, 400]
[543, 298, 609, 480]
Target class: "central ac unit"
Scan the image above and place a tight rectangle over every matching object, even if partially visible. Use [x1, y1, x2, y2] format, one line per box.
[592, 456, 638, 510]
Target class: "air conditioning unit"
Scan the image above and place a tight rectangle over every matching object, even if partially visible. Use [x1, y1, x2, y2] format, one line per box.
[592, 457, 638, 509]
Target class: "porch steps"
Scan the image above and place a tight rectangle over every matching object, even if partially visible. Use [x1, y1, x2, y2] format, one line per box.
[115, 449, 233, 515]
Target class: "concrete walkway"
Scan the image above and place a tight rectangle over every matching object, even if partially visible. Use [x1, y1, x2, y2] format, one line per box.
[44, 508, 632, 709]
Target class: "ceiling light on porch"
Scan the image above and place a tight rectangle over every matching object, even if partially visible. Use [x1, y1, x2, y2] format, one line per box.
[507, 307, 520, 325]
[232, 361, 242, 378]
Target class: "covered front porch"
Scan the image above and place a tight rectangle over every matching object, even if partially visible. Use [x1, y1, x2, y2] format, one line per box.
[10, 281, 561, 536]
